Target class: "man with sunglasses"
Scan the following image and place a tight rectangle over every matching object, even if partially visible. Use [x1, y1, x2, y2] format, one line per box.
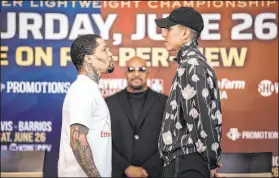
[58, 34, 114, 177]
[106, 57, 168, 177]
[155, 7, 222, 177]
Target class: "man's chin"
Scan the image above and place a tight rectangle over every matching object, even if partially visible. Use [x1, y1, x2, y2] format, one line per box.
[131, 85, 144, 90]
[107, 67, 114, 73]
[165, 46, 175, 51]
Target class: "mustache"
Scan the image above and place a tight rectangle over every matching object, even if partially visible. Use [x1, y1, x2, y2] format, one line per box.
[109, 62, 114, 69]
[131, 77, 143, 82]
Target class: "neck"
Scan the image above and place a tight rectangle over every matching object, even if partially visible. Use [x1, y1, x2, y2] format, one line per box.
[126, 86, 148, 93]
[79, 70, 100, 84]
[176, 39, 193, 53]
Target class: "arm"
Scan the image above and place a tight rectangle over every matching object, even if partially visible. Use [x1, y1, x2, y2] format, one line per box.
[67, 89, 101, 177]
[141, 151, 162, 173]
[178, 63, 222, 170]
[112, 143, 130, 174]
[112, 142, 148, 177]
[70, 124, 101, 177]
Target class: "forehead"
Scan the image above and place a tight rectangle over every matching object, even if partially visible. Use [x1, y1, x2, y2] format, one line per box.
[165, 24, 181, 32]
[127, 58, 146, 67]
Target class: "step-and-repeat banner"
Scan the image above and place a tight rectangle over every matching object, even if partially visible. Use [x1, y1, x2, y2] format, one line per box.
[1, 1, 278, 177]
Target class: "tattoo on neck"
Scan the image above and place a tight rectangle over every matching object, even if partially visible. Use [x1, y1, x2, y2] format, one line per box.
[87, 72, 100, 84]
[84, 62, 100, 83]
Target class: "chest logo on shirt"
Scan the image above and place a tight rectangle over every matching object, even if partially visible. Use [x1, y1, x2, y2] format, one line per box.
[100, 131, 111, 137]
[100, 120, 111, 137]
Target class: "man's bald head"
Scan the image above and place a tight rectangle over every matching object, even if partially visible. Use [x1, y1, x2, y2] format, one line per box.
[126, 56, 147, 68]
[125, 56, 149, 93]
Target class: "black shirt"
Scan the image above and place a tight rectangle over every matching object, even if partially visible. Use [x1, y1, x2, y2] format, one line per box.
[158, 41, 222, 170]
[127, 90, 147, 124]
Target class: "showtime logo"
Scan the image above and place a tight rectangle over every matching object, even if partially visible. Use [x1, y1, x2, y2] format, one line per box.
[273, 156, 278, 167]
[227, 128, 278, 141]
[258, 80, 278, 97]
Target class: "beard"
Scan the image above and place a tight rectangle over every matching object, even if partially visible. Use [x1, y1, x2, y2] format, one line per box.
[107, 68, 114, 73]
[96, 56, 115, 73]
[130, 85, 144, 90]
[84, 62, 100, 83]
[129, 78, 145, 90]
[107, 62, 114, 73]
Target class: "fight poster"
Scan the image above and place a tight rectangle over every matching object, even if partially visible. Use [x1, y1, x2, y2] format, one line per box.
[1, 1, 278, 176]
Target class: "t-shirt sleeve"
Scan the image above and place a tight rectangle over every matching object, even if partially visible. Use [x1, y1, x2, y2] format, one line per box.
[68, 91, 96, 128]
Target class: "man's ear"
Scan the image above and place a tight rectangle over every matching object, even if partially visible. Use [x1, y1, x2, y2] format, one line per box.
[83, 55, 89, 63]
[181, 26, 191, 41]
[84, 55, 94, 64]
[146, 67, 150, 76]
[124, 70, 128, 78]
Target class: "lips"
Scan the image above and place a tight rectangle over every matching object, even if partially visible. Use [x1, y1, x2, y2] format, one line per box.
[110, 61, 114, 67]
[132, 78, 142, 82]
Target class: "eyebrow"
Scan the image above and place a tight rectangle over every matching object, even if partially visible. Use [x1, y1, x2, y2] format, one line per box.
[128, 65, 146, 67]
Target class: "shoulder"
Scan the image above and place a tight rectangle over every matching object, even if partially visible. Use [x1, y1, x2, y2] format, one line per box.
[105, 89, 125, 103]
[160, 94, 168, 104]
[67, 80, 101, 107]
[179, 46, 212, 70]
[149, 88, 168, 101]
[71, 77, 98, 92]
[179, 57, 214, 77]
[157, 92, 168, 101]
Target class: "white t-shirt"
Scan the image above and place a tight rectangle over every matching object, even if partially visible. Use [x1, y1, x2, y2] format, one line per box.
[58, 75, 111, 177]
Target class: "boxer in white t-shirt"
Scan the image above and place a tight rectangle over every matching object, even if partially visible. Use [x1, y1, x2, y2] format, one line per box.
[58, 34, 115, 177]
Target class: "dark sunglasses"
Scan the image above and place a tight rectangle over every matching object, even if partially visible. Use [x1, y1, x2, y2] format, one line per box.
[127, 66, 147, 73]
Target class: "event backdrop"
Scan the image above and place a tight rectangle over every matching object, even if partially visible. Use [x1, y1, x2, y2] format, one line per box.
[1, 1, 278, 177]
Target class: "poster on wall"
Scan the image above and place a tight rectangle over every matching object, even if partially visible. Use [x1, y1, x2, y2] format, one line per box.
[1, 1, 278, 176]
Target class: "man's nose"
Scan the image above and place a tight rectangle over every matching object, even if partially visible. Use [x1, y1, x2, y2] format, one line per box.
[108, 50, 113, 58]
[134, 70, 140, 76]
[162, 28, 167, 37]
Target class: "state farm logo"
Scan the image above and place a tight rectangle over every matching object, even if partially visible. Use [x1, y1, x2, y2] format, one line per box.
[258, 80, 278, 97]
[227, 128, 241, 141]
[217, 78, 245, 100]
